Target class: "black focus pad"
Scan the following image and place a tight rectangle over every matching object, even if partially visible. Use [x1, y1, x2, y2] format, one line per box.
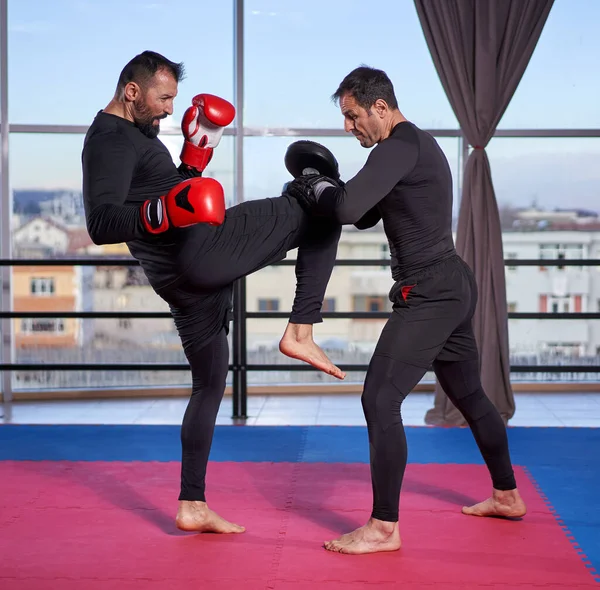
[284, 140, 340, 181]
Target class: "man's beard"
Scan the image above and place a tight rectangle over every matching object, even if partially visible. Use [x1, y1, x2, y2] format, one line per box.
[133, 98, 165, 139]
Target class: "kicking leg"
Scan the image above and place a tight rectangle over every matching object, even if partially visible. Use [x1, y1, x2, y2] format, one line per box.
[279, 216, 344, 379]
[324, 354, 426, 554]
[176, 328, 245, 534]
[179, 195, 344, 378]
[433, 357, 526, 519]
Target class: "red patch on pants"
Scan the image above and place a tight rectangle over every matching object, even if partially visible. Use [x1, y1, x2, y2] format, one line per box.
[401, 284, 416, 301]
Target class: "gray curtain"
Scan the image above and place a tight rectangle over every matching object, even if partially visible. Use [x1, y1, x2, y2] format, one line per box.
[413, 0, 554, 425]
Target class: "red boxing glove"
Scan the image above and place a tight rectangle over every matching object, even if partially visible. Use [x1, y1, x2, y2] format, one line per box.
[141, 177, 226, 235]
[180, 93, 236, 172]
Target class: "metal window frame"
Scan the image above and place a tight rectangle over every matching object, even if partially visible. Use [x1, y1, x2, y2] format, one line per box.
[2, 0, 600, 422]
[0, 0, 11, 421]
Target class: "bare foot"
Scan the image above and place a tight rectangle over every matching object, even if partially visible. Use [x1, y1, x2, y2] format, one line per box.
[175, 501, 245, 533]
[462, 488, 527, 519]
[323, 518, 401, 555]
[279, 323, 346, 380]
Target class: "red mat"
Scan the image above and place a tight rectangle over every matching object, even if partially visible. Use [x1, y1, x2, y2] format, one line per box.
[0, 461, 596, 589]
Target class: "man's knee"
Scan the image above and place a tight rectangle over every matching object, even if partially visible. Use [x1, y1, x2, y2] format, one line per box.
[436, 359, 493, 421]
[361, 356, 423, 431]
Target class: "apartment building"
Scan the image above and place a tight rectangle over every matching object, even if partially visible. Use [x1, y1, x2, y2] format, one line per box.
[12, 216, 95, 350]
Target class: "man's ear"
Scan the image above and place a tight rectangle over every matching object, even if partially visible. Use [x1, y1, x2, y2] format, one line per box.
[373, 98, 389, 118]
[123, 81, 141, 102]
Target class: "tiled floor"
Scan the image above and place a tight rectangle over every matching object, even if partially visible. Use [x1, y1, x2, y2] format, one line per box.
[2, 392, 600, 427]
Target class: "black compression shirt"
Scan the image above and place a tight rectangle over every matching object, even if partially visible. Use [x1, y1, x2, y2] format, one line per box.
[81, 110, 207, 289]
[317, 121, 457, 280]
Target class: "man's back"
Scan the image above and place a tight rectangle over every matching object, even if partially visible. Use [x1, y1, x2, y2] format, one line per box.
[82, 111, 181, 207]
[82, 111, 209, 289]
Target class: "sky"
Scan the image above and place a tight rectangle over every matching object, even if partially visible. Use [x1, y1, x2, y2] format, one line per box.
[5, 0, 600, 213]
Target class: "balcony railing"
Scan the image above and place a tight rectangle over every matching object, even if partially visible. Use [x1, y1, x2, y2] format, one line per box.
[1, 257, 600, 420]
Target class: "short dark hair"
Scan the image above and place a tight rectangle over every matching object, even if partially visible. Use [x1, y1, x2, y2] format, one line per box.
[332, 65, 398, 111]
[115, 50, 185, 97]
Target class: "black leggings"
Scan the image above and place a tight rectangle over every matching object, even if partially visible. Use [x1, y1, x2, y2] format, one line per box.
[362, 255, 517, 522]
[166, 195, 342, 501]
[161, 195, 342, 361]
[179, 328, 229, 501]
[362, 356, 516, 522]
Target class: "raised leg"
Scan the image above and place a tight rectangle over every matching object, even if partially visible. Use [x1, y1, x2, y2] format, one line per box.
[279, 216, 344, 379]
[180, 195, 310, 290]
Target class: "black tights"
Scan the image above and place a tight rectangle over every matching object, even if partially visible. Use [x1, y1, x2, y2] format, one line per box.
[171, 196, 341, 501]
[361, 355, 516, 522]
[179, 328, 229, 501]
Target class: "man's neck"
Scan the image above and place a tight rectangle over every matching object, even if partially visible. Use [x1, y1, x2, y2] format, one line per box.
[103, 99, 134, 123]
[381, 112, 408, 142]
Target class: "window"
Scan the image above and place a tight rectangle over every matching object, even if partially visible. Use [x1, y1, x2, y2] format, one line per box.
[506, 253, 518, 271]
[353, 295, 390, 313]
[258, 298, 279, 311]
[30, 277, 55, 296]
[244, 1, 457, 128]
[498, 0, 600, 129]
[8, 1, 234, 125]
[540, 294, 584, 314]
[539, 243, 585, 271]
[544, 343, 584, 358]
[243, 135, 461, 217]
[488, 138, 600, 238]
[21, 319, 64, 333]
[507, 302, 517, 313]
[322, 298, 336, 312]
[380, 244, 390, 269]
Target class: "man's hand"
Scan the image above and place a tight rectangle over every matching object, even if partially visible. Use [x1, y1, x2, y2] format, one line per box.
[141, 177, 226, 234]
[284, 174, 342, 214]
[180, 94, 235, 173]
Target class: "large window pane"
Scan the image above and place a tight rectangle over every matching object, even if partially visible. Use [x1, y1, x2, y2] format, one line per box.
[9, 131, 234, 392]
[245, 263, 436, 386]
[488, 137, 600, 218]
[244, 0, 458, 129]
[499, 0, 600, 129]
[8, 0, 234, 126]
[490, 137, 600, 376]
[10, 132, 234, 258]
[243, 135, 462, 218]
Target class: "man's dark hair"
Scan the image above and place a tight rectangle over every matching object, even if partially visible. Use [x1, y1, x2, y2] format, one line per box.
[332, 65, 398, 111]
[115, 50, 185, 97]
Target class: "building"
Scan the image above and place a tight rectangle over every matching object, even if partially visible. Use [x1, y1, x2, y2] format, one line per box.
[246, 222, 600, 363]
[9, 206, 600, 389]
[11, 216, 95, 352]
[12, 263, 94, 350]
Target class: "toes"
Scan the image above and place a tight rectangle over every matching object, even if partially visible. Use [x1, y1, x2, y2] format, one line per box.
[324, 541, 343, 553]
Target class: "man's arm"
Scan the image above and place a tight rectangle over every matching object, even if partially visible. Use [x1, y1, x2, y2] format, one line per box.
[82, 131, 145, 245]
[353, 206, 382, 230]
[177, 162, 203, 180]
[292, 136, 419, 226]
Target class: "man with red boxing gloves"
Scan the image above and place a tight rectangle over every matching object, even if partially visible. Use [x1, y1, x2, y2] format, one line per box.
[82, 50, 344, 537]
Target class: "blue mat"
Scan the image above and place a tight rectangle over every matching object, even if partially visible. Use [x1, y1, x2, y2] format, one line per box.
[1, 423, 599, 583]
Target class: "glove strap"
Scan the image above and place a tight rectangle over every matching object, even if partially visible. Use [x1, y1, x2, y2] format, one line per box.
[141, 197, 169, 234]
[180, 142, 214, 173]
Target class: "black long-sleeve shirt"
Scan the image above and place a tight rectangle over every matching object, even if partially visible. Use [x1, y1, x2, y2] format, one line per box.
[81, 110, 206, 289]
[317, 121, 457, 280]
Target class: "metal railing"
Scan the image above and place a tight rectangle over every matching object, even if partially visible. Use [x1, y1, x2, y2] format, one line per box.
[1, 257, 600, 420]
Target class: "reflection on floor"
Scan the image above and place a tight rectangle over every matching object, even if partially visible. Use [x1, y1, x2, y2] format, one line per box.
[3, 392, 600, 427]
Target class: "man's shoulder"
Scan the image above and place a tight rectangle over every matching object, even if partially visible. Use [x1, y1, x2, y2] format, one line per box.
[368, 122, 419, 162]
[388, 121, 421, 143]
[85, 111, 138, 149]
